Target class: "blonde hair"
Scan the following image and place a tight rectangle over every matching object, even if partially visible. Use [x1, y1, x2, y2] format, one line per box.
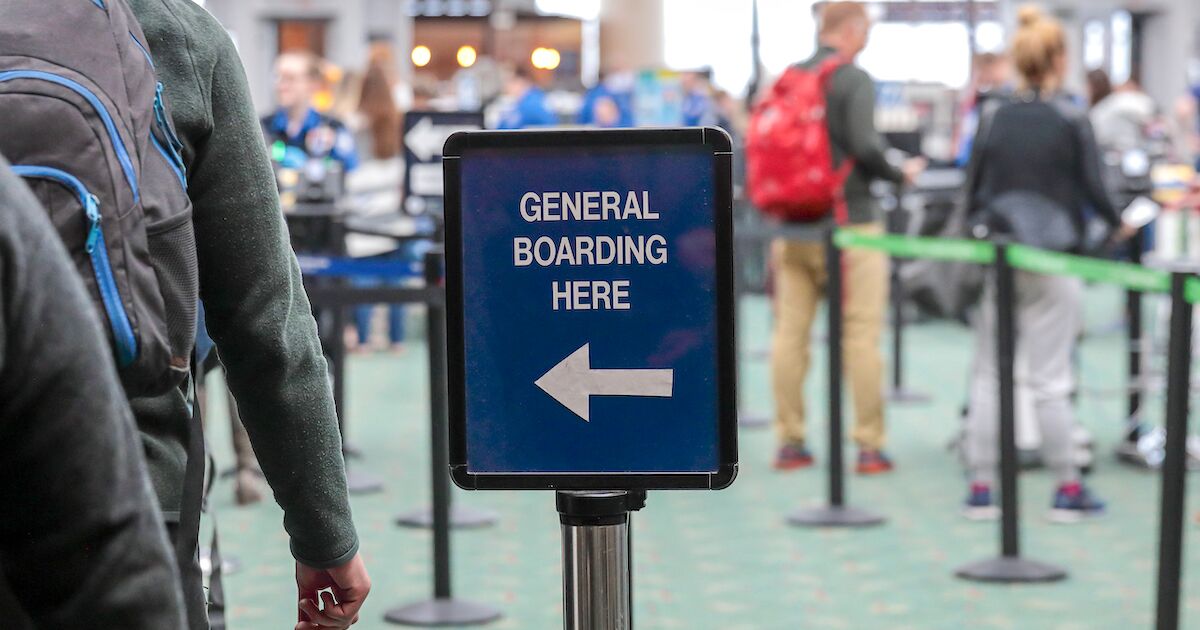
[1011, 5, 1065, 91]
[819, 1, 868, 36]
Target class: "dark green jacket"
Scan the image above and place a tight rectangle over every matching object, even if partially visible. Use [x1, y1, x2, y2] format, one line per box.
[803, 47, 905, 224]
[0, 157, 187, 629]
[127, 0, 358, 569]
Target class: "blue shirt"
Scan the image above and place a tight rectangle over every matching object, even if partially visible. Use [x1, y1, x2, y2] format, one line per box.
[682, 90, 718, 127]
[497, 87, 557, 130]
[262, 107, 359, 171]
[577, 83, 634, 127]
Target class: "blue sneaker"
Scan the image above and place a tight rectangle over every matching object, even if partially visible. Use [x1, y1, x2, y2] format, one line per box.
[963, 483, 1000, 521]
[1048, 483, 1106, 524]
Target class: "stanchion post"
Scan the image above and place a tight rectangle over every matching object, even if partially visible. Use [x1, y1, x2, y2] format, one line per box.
[886, 204, 929, 404]
[787, 227, 885, 528]
[395, 251, 497, 529]
[557, 491, 644, 630]
[955, 242, 1066, 583]
[1154, 271, 1192, 630]
[1120, 227, 1149, 464]
[735, 201, 769, 429]
[385, 249, 501, 627]
[325, 212, 383, 493]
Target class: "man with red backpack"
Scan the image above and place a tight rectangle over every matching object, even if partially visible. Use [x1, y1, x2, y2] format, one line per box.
[749, 1, 924, 474]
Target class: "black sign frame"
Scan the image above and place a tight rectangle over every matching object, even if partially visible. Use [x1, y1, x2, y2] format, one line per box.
[442, 127, 738, 491]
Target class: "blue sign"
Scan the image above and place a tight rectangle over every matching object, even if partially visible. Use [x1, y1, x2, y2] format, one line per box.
[444, 128, 737, 490]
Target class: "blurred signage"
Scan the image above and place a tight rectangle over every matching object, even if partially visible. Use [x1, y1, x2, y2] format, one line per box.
[403, 110, 485, 216]
[406, 0, 491, 17]
[815, 1, 1000, 23]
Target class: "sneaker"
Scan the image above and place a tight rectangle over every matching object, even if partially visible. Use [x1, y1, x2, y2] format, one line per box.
[963, 483, 1001, 521]
[855, 450, 894, 475]
[1047, 483, 1106, 523]
[773, 444, 814, 471]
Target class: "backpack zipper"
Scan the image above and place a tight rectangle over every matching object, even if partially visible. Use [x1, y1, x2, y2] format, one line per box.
[11, 165, 138, 367]
[129, 34, 189, 189]
[153, 83, 187, 185]
[0, 70, 139, 204]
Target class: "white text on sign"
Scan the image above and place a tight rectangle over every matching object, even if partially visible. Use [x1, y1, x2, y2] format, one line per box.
[514, 191, 665, 311]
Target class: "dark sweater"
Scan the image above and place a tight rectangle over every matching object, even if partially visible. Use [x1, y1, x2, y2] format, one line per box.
[803, 46, 905, 224]
[968, 91, 1120, 230]
[126, 0, 358, 568]
[0, 157, 187, 629]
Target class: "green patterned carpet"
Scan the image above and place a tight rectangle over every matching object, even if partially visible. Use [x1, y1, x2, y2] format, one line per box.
[204, 285, 1198, 629]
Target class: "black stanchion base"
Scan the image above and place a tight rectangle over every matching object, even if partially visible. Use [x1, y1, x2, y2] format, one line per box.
[384, 598, 502, 627]
[346, 467, 385, 495]
[954, 556, 1067, 583]
[395, 505, 499, 529]
[888, 387, 932, 404]
[787, 505, 886, 528]
[738, 409, 770, 429]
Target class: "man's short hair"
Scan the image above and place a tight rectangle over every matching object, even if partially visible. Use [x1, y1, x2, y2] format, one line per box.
[819, 1, 868, 36]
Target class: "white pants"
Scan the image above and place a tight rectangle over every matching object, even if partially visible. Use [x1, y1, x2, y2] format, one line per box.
[966, 271, 1083, 486]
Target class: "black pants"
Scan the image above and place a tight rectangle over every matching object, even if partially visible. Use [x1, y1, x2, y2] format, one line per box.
[166, 521, 210, 630]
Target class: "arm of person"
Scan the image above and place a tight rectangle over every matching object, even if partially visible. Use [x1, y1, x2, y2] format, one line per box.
[0, 161, 186, 630]
[182, 22, 369, 625]
[1074, 115, 1123, 227]
[839, 69, 906, 184]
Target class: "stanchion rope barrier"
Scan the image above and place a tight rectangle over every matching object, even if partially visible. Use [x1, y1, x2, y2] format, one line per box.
[832, 228, 1200, 301]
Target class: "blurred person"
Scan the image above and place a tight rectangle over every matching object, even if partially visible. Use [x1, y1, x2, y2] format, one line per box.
[358, 44, 401, 159]
[497, 66, 557, 129]
[770, 1, 924, 475]
[578, 70, 635, 127]
[1090, 74, 1158, 152]
[1086, 69, 1113, 109]
[955, 52, 1013, 166]
[0, 156, 186, 629]
[961, 6, 1132, 523]
[349, 41, 410, 353]
[592, 95, 624, 128]
[681, 68, 720, 127]
[262, 51, 360, 172]
[128, 0, 371, 627]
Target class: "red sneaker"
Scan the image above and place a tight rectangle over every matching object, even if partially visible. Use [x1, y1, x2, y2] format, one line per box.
[773, 444, 814, 471]
[856, 450, 894, 475]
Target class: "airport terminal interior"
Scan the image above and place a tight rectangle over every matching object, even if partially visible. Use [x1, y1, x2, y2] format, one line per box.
[5, 0, 1200, 628]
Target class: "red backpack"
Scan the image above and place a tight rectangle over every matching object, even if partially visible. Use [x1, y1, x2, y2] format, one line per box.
[746, 57, 852, 223]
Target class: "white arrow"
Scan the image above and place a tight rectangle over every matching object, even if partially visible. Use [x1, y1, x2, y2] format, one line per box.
[534, 343, 674, 422]
[405, 117, 451, 161]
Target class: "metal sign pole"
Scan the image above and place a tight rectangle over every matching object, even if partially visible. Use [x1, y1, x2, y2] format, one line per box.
[956, 242, 1066, 582]
[1154, 271, 1192, 630]
[385, 250, 501, 627]
[558, 491, 644, 630]
[788, 227, 885, 528]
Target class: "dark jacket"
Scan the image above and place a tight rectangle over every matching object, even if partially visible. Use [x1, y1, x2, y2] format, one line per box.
[967, 90, 1121, 238]
[126, 0, 358, 569]
[803, 46, 905, 224]
[0, 156, 186, 629]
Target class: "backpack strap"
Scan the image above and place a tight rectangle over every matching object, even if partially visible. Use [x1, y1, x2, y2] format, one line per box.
[816, 55, 854, 225]
[176, 355, 207, 593]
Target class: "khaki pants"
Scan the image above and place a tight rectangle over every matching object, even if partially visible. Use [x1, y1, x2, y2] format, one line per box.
[770, 223, 888, 450]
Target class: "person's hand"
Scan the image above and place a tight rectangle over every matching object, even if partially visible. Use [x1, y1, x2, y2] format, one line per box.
[296, 552, 371, 630]
[1112, 222, 1139, 243]
[901, 157, 928, 186]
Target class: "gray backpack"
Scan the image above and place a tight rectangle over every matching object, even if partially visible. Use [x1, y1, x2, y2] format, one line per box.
[0, 0, 197, 396]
